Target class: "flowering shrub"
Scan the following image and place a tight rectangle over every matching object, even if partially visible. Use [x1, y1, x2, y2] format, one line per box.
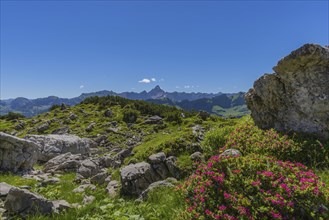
[217, 118, 329, 168]
[222, 121, 301, 160]
[180, 154, 329, 219]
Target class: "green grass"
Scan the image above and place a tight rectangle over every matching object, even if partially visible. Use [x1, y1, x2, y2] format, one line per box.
[0, 173, 37, 187]
[34, 173, 84, 204]
[212, 105, 250, 117]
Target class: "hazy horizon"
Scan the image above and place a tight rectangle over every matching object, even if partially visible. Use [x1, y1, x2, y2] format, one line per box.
[1, 1, 328, 99]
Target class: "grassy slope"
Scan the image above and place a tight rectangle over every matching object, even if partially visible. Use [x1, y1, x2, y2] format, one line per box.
[1, 97, 328, 220]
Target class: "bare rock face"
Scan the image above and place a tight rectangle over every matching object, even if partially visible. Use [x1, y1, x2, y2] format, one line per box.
[245, 44, 329, 139]
[0, 132, 38, 173]
[25, 134, 94, 162]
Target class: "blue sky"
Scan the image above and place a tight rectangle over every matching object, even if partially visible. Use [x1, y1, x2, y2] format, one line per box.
[1, 0, 328, 99]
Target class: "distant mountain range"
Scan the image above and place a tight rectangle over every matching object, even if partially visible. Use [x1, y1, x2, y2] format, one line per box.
[0, 86, 249, 117]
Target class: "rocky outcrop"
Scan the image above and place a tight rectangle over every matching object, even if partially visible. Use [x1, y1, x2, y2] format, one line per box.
[120, 152, 180, 197]
[25, 134, 94, 162]
[245, 44, 329, 139]
[0, 132, 38, 173]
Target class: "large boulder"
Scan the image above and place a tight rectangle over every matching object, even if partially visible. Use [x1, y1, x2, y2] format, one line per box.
[120, 152, 181, 197]
[120, 162, 160, 196]
[0, 132, 38, 173]
[4, 187, 53, 216]
[25, 134, 94, 162]
[245, 44, 329, 139]
[43, 152, 84, 173]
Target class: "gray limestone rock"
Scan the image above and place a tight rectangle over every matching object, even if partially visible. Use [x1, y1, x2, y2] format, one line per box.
[43, 152, 84, 173]
[4, 187, 53, 216]
[25, 134, 93, 162]
[106, 180, 120, 198]
[0, 132, 38, 173]
[245, 44, 329, 140]
[220, 149, 241, 157]
[120, 162, 160, 196]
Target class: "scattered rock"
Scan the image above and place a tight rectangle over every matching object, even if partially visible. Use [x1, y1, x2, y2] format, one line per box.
[190, 151, 204, 162]
[192, 125, 205, 141]
[43, 152, 84, 173]
[104, 109, 113, 117]
[82, 195, 95, 205]
[37, 123, 50, 132]
[72, 184, 96, 193]
[15, 122, 25, 130]
[144, 115, 163, 124]
[165, 156, 180, 179]
[0, 132, 38, 173]
[85, 122, 96, 132]
[0, 182, 14, 199]
[99, 154, 122, 169]
[69, 113, 78, 120]
[106, 127, 120, 134]
[52, 126, 70, 135]
[106, 180, 120, 198]
[90, 171, 108, 185]
[52, 200, 71, 213]
[25, 134, 93, 162]
[138, 178, 177, 201]
[77, 159, 101, 179]
[220, 149, 241, 157]
[148, 152, 166, 164]
[245, 44, 329, 140]
[148, 152, 169, 179]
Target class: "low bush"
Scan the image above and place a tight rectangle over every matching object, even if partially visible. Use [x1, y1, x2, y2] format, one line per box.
[122, 108, 139, 123]
[202, 117, 329, 169]
[180, 154, 329, 220]
[0, 111, 25, 120]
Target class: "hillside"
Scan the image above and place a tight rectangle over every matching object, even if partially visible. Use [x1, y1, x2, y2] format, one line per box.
[0, 93, 328, 220]
[0, 86, 248, 117]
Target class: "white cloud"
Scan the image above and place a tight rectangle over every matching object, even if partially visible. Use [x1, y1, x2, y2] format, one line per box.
[151, 78, 156, 82]
[175, 86, 180, 89]
[184, 85, 190, 89]
[138, 78, 151, 83]
[80, 85, 84, 89]
[159, 78, 165, 82]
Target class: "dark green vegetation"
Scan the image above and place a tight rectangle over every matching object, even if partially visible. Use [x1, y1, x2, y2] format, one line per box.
[0, 96, 328, 220]
[0, 86, 248, 117]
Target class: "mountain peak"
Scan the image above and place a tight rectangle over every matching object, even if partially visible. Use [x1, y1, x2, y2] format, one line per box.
[148, 85, 165, 99]
[149, 85, 164, 93]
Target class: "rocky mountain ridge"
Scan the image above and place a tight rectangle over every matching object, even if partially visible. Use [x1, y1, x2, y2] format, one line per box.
[0, 86, 247, 117]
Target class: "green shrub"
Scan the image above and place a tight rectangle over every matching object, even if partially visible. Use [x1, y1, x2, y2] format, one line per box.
[164, 111, 182, 124]
[222, 119, 329, 168]
[202, 126, 235, 156]
[0, 111, 25, 120]
[122, 108, 139, 123]
[180, 154, 329, 220]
